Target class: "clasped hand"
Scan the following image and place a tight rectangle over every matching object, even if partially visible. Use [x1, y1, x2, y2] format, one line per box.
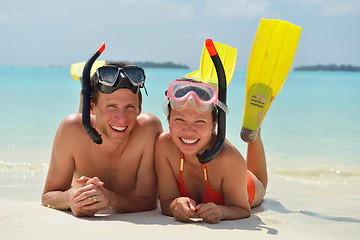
[173, 197, 222, 224]
[69, 176, 110, 217]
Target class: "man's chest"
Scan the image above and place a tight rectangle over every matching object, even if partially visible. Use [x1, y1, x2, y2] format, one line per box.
[73, 153, 140, 194]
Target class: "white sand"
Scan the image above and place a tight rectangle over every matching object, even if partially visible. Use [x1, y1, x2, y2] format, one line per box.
[1, 175, 359, 240]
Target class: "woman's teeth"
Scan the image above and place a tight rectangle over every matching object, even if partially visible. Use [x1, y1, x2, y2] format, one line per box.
[181, 138, 199, 144]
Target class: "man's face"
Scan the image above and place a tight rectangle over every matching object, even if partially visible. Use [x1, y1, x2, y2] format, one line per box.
[92, 89, 141, 143]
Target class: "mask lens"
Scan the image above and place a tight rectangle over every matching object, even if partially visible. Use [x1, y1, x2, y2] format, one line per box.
[123, 67, 145, 86]
[173, 85, 213, 102]
[165, 80, 229, 115]
[97, 66, 119, 86]
[169, 98, 214, 113]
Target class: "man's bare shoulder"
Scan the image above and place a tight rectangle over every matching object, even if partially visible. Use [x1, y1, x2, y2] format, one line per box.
[59, 113, 83, 130]
[55, 113, 88, 142]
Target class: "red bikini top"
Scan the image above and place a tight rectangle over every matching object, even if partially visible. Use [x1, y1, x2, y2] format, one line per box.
[177, 153, 256, 205]
[177, 153, 225, 205]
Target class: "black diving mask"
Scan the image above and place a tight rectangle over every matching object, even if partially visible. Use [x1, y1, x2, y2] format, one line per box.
[94, 65, 146, 94]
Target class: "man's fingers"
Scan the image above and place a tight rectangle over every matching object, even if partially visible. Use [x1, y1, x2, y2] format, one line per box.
[80, 195, 107, 211]
[75, 176, 91, 184]
[75, 194, 99, 208]
[72, 187, 97, 203]
[86, 177, 104, 187]
[75, 176, 104, 187]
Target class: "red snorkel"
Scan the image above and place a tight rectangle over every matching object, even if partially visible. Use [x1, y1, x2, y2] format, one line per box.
[81, 42, 105, 144]
[197, 39, 227, 164]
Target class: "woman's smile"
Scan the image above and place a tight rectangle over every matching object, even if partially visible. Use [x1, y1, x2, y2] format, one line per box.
[180, 137, 199, 144]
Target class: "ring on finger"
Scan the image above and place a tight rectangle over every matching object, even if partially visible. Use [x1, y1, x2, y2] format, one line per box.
[93, 196, 97, 203]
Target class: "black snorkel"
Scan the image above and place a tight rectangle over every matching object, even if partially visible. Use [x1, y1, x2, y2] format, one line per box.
[197, 39, 227, 164]
[81, 42, 105, 144]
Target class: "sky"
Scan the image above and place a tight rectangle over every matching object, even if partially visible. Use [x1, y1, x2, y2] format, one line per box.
[1, 0, 360, 70]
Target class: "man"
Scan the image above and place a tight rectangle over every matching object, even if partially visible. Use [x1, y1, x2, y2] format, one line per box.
[42, 64, 162, 217]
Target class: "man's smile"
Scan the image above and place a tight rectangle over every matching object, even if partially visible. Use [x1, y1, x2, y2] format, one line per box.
[110, 125, 127, 132]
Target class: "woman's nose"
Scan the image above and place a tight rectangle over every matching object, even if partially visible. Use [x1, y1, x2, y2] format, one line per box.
[183, 123, 195, 133]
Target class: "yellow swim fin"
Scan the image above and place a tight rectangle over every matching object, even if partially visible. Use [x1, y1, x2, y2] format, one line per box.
[186, 42, 237, 89]
[186, 69, 201, 81]
[241, 19, 302, 143]
[70, 60, 106, 81]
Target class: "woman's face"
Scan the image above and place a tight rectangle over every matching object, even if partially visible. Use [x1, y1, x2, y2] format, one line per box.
[169, 108, 216, 155]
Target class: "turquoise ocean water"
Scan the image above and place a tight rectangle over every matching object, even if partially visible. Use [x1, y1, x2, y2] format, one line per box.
[1, 66, 360, 200]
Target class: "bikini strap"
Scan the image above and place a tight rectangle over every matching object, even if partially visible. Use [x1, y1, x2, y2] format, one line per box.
[180, 154, 210, 187]
[180, 153, 184, 171]
[179, 153, 184, 181]
[203, 164, 211, 188]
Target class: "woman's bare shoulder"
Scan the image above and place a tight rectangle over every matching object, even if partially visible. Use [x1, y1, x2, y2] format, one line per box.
[214, 140, 246, 168]
[136, 112, 163, 135]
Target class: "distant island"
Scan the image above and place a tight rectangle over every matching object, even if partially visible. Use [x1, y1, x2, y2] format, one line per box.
[117, 61, 189, 69]
[294, 64, 360, 72]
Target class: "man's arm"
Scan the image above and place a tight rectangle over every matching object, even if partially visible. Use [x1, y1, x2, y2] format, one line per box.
[41, 114, 95, 216]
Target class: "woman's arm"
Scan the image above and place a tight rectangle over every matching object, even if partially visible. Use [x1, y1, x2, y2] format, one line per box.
[155, 132, 197, 221]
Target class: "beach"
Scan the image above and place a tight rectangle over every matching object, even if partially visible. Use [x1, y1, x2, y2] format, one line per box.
[1, 173, 359, 239]
[1, 67, 360, 239]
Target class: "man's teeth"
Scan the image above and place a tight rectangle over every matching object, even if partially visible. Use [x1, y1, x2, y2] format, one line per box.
[111, 125, 126, 131]
[181, 138, 198, 144]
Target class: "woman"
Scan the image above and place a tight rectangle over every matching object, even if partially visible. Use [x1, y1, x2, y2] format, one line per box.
[155, 79, 267, 224]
